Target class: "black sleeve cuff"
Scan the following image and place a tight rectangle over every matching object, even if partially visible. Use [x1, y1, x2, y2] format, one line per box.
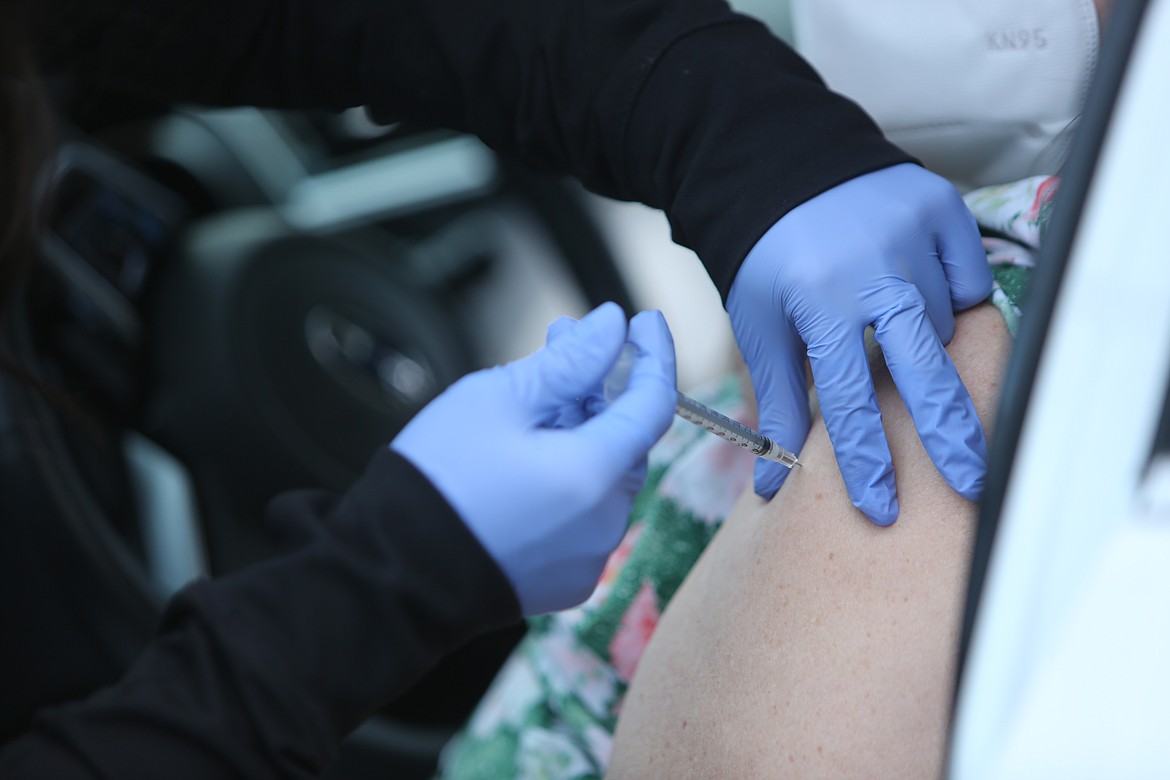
[1, 449, 519, 779]
[622, 19, 914, 300]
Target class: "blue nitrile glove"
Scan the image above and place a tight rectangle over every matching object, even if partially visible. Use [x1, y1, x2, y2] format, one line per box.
[728, 163, 993, 526]
[391, 303, 676, 615]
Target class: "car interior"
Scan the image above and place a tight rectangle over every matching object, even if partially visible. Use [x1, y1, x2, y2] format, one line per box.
[0, 84, 636, 778]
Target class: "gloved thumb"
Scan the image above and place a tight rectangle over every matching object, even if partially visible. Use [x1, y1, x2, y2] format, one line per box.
[748, 341, 812, 500]
[507, 301, 628, 420]
[579, 308, 676, 461]
[728, 285, 812, 500]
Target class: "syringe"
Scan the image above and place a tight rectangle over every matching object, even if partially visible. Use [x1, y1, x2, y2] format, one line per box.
[674, 390, 801, 468]
[603, 343, 801, 469]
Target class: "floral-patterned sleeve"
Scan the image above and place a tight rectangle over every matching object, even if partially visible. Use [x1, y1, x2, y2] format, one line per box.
[966, 175, 1059, 337]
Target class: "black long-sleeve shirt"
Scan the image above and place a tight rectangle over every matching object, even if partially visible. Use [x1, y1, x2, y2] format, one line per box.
[28, 0, 911, 298]
[5, 0, 914, 776]
[0, 449, 519, 778]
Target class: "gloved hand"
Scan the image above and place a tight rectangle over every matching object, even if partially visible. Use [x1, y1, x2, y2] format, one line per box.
[728, 163, 993, 525]
[391, 302, 676, 615]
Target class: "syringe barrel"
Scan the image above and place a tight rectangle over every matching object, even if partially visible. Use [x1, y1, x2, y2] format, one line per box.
[605, 346, 799, 469]
[674, 392, 800, 468]
[675, 392, 770, 454]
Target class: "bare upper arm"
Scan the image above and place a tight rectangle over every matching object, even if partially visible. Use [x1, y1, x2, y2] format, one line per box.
[608, 303, 1011, 779]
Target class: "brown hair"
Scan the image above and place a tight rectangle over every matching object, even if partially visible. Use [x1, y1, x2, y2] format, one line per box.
[0, 4, 69, 401]
[1, 3, 54, 314]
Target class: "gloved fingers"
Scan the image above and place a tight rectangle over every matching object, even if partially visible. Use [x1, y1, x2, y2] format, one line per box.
[594, 308, 676, 414]
[578, 309, 676, 473]
[627, 309, 677, 388]
[873, 301, 988, 502]
[933, 199, 994, 312]
[738, 322, 811, 500]
[902, 248, 956, 346]
[808, 331, 897, 526]
[623, 456, 650, 495]
[543, 314, 601, 428]
[596, 458, 649, 553]
[509, 301, 627, 422]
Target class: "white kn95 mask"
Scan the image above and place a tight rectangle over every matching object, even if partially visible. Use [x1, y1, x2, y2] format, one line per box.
[789, 0, 1100, 189]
